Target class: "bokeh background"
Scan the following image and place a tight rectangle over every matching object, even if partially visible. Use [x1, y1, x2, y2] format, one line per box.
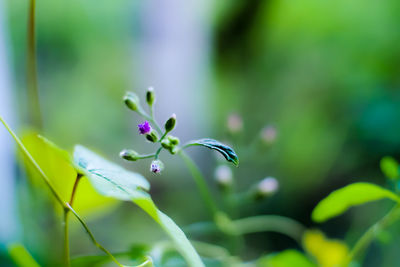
[1, 0, 400, 266]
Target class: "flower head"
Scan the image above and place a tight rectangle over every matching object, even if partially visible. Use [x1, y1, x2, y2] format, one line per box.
[260, 125, 277, 144]
[214, 165, 233, 187]
[138, 121, 152, 135]
[257, 177, 279, 196]
[227, 113, 243, 133]
[150, 160, 164, 174]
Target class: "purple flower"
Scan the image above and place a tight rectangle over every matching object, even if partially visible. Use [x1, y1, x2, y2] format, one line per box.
[138, 121, 152, 135]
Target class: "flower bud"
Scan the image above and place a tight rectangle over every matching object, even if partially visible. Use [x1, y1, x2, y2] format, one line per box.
[162, 136, 180, 154]
[124, 92, 140, 111]
[146, 87, 155, 106]
[170, 146, 179, 154]
[255, 177, 279, 199]
[150, 159, 164, 174]
[146, 131, 159, 143]
[260, 125, 277, 145]
[214, 165, 233, 189]
[227, 113, 243, 134]
[119, 149, 140, 161]
[164, 114, 176, 132]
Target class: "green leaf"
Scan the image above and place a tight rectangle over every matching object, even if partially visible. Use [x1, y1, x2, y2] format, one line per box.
[257, 250, 316, 267]
[7, 243, 41, 267]
[380, 156, 399, 180]
[184, 139, 239, 166]
[21, 132, 118, 218]
[312, 182, 400, 223]
[73, 145, 204, 267]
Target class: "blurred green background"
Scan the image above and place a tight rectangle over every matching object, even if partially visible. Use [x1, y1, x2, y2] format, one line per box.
[1, 0, 400, 266]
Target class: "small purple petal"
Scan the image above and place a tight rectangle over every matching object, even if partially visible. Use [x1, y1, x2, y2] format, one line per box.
[138, 121, 152, 135]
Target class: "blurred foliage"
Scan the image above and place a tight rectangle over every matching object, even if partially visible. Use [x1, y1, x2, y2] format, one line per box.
[2, 0, 400, 266]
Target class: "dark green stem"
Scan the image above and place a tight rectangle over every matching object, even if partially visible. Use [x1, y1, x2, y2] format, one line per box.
[27, 0, 42, 129]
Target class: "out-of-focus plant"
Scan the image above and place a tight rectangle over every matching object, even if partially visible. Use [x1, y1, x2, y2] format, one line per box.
[311, 157, 400, 266]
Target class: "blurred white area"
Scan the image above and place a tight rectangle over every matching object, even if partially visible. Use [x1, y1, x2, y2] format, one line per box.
[135, 0, 213, 140]
[0, 0, 17, 244]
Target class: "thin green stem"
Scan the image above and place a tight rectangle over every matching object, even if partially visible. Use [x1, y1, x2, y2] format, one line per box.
[64, 174, 82, 267]
[27, 0, 42, 129]
[346, 204, 400, 265]
[66, 204, 124, 267]
[137, 153, 156, 159]
[159, 131, 168, 142]
[154, 147, 163, 159]
[178, 150, 219, 217]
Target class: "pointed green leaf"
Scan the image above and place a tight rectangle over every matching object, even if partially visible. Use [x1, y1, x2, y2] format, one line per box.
[380, 156, 399, 180]
[312, 182, 400, 223]
[73, 145, 204, 267]
[185, 139, 239, 166]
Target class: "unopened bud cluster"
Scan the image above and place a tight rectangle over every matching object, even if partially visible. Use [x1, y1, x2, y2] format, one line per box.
[161, 135, 180, 154]
[122, 88, 180, 174]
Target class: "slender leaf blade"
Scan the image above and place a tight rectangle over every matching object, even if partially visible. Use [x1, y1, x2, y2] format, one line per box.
[185, 139, 239, 166]
[73, 145, 204, 267]
[7, 243, 40, 267]
[312, 182, 400, 223]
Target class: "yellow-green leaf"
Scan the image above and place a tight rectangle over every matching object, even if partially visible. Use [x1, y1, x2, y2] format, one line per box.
[312, 182, 400, 223]
[302, 230, 348, 267]
[257, 250, 316, 267]
[73, 145, 204, 267]
[21, 132, 118, 217]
